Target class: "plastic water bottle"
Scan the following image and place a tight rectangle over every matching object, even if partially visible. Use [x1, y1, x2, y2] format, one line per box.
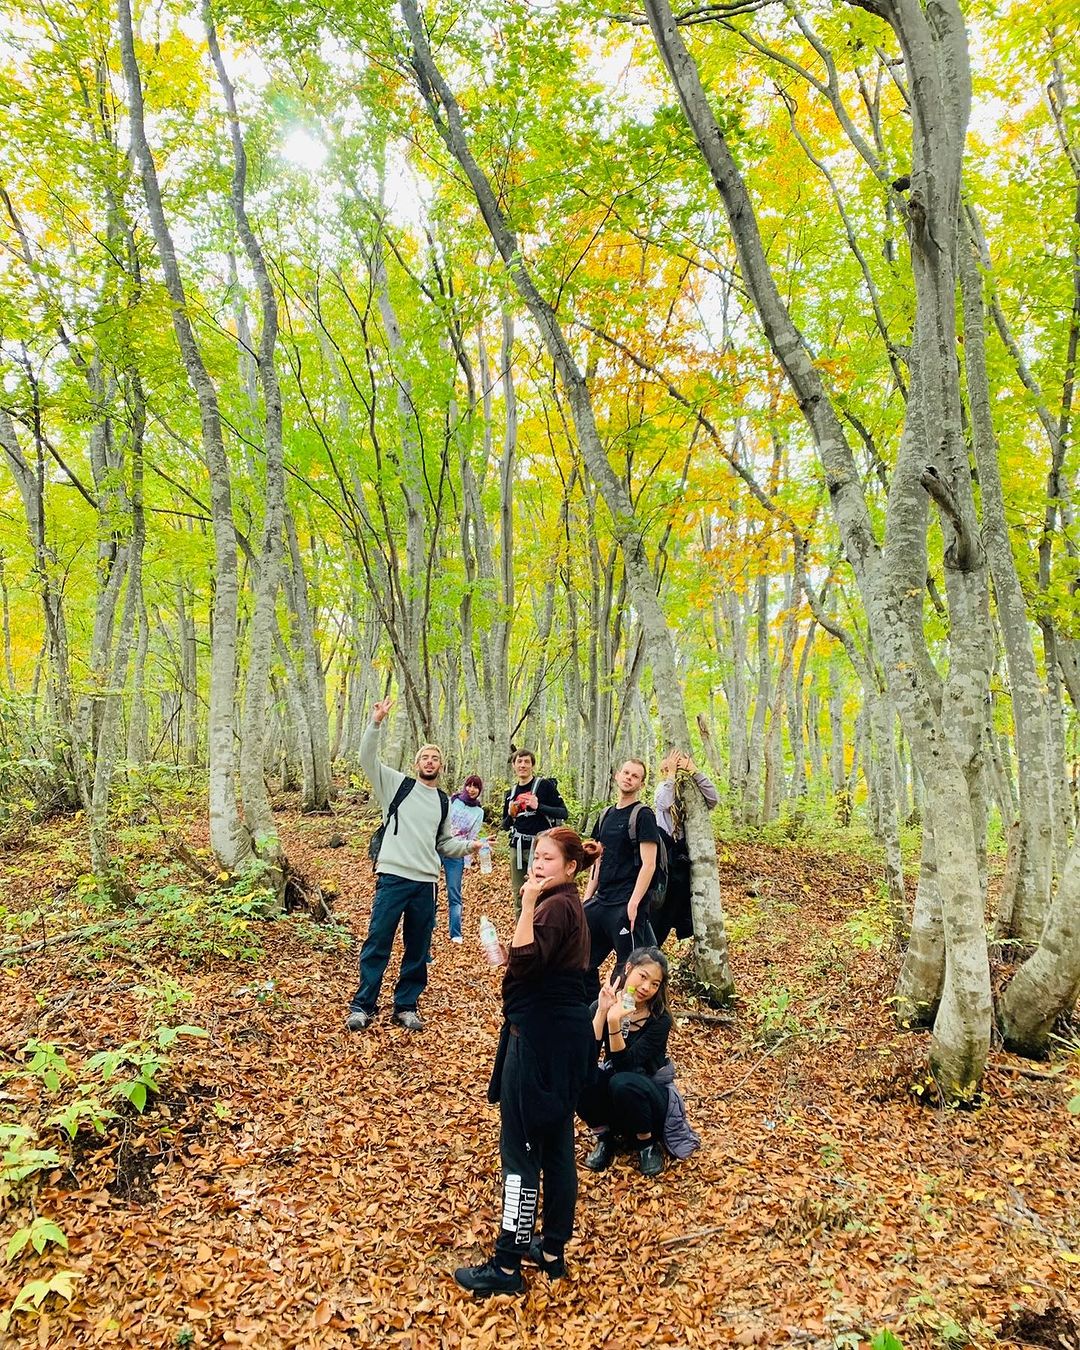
[479, 916, 503, 965]
[621, 987, 637, 1013]
[478, 841, 493, 875]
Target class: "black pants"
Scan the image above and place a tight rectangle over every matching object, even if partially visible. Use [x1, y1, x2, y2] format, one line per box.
[494, 1034, 578, 1266]
[578, 1069, 668, 1142]
[583, 901, 655, 1003]
[652, 858, 692, 946]
[348, 874, 436, 1015]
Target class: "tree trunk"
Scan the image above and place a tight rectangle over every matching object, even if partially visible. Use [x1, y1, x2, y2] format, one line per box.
[643, 0, 991, 1096]
[998, 834, 1080, 1055]
[118, 0, 251, 871]
[959, 230, 1054, 940]
[402, 0, 734, 998]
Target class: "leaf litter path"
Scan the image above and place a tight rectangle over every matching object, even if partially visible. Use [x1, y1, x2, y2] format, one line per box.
[1, 805, 1078, 1349]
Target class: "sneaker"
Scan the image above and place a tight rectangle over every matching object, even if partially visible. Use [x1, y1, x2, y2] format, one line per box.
[638, 1142, 664, 1177]
[345, 1010, 372, 1032]
[450, 935, 463, 944]
[393, 1009, 424, 1032]
[584, 1134, 617, 1172]
[523, 1238, 566, 1280]
[453, 1259, 524, 1296]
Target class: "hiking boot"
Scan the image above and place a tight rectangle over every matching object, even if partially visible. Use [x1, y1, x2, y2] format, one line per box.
[453, 1259, 524, 1296]
[345, 1010, 372, 1032]
[523, 1239, 566, 1280]
[584, 1134, 617, 1172]
[393, 1009, 424, 1032]
[638, 1142, 664, 1177]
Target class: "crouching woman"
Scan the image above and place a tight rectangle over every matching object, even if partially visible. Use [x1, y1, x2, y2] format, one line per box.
[578, 946, 672, 1178]
[454, 829, 602, 1296]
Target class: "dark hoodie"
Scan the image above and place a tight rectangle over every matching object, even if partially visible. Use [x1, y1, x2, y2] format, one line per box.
[488, 881, 595, 1134]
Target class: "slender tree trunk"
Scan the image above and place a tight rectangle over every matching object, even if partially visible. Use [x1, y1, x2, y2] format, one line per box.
[895, 813, 945, 1024]
[960, 232, 1054, 940]
[403, 0, 734, 998]
[118, 0, 251, 870]
[743, 571, 769, 829]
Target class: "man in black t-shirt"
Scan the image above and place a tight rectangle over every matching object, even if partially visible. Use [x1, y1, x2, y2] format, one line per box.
[583, 758, 659, 1001]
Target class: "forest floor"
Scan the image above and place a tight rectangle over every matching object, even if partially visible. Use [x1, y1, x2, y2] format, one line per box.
[0, 795, 1078, 1349]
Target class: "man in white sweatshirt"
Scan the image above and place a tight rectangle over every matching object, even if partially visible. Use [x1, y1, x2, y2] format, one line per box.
[346, 697, 483, 1032]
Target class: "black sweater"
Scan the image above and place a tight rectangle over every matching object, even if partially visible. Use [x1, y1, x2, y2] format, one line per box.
[488, 882, 594, 1134]
[593, 1005, 673, 1079]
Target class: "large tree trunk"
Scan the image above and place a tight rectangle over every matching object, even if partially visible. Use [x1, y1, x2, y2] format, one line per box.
[118, 0, 251, 871]
[402, 0, 734, 999]
[643, 0, 991, 1095]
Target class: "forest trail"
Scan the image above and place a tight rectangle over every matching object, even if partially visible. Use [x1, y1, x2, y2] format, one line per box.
[1, 803, 1077, 1349]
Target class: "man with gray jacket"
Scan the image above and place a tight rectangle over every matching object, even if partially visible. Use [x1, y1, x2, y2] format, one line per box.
[346, 697, 483, 1032]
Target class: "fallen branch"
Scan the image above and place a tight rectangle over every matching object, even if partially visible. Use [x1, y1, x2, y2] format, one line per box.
[683, 1010, 736, 1027]
[0, 918, 135, 959]
[659, 1223, 729, 1250]
[717, 1036, 792, 1100]
[992, 1062, 1062, 1082]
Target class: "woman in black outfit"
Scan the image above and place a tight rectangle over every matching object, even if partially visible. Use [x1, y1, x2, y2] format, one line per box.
[577, 946, 672, 1177]
[454, 828, 601, 1296]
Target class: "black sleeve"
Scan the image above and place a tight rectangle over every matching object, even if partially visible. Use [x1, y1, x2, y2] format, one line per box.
[610, 1011, 671, 1077]
[501, 788, 514, 832]
[636, 805, 660, 845]
[537, 778, 568, 823]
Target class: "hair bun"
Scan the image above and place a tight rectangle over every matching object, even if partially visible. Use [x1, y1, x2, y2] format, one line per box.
[582, 839, 604, 864]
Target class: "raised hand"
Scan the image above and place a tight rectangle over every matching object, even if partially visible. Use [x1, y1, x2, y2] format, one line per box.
[372, 695, 394, 724]
[519, 873, 548, 908]
[597, 977, 621, 1021]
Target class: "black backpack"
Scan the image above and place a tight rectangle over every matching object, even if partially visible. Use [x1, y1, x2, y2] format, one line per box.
[597, 802, 669, 904]
[369, 778, 450, 870]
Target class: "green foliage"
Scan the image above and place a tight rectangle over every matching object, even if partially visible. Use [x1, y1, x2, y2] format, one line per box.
[5, 1217, 68, 1262]
[0, 1127, 62, 1186]
[844, 888, 894, 952]
[747, 987, 802, 1046]
[84, 1025, 207, 1113]
[7, 1268, 81, 1314]
[870, 1334, 904, 1350]
[290, 918, 353, 954]
[45, 1096, 115, 1139]
[18, 1041, 72, 1093]
[133, 975, 194, 1023]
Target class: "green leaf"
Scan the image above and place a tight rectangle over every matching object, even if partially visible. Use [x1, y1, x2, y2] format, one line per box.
[1067, 1094, 1080, 1115]
[871, 1332, 904, 1350]
[11, 1269, 81, 1310]
[31, 1221, 68, 1255]
[125, 1081, 148, 1112]
[5, 1229, 31, 1262]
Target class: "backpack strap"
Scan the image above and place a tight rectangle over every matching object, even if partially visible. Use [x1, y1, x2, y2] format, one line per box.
[627, 801, 644, 842]
[437, 788, 450, 837]
[596, 805, 612, 838]
[386, 777, 416, 836]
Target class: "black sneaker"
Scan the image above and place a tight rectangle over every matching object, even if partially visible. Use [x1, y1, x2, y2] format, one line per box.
[523, 1238, 566, 1280]
[638, 1142, 664, 1177]
[584, 1134, 617, 1171]
[453, 1259, 524, 1296]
